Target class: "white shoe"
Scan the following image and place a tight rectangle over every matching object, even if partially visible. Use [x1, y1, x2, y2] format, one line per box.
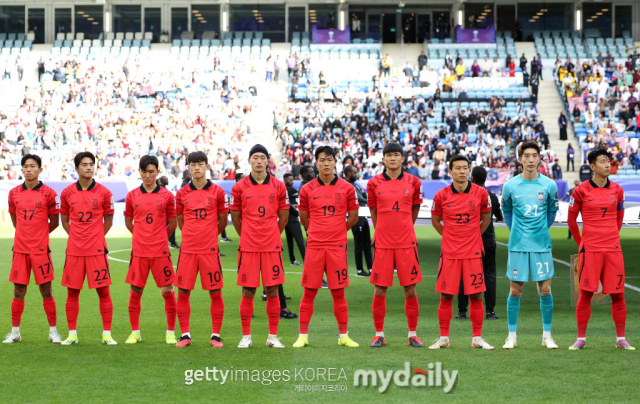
[266, 336, 285, 348]
[542, 335, 558, 349]
[238, 336, 252, 349]
[49, 330, 62, 344]
[503, 335, 517, 349]
[2, 332, 21, 344]
[428, 336, 450, 350]
[472, 337, 495, 350]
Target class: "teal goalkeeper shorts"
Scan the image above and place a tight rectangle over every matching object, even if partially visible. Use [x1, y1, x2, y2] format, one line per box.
[506, 251, 555, 282]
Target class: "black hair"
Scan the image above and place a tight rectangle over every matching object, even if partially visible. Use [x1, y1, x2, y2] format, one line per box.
[139, 155, 160, 171]
[448, 154, 469, 170]
[283, 173, 293, 179]
[74, 151, 96, 168]
[471, 166, 487, 185]
[300, 165, 314, 177]
[518, 140, 540, 158]
[587, 148, 613, 165]
[314, 145, 335, 161]
[383, 142, 403, 156]
[235, 173, 244, 182]
[343, 165, 356, 176]
[188, 151, 208, 165]
[21, 154, 42, 168]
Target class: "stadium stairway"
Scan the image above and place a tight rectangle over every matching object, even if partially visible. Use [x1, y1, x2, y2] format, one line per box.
[381, 44, 425, 75]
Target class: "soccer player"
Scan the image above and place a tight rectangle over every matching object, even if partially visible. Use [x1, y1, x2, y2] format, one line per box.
[501, 140, 559, 349]
[60, 152, 116, 345]
[4, 154, 60, 344]
[366, 143, 424, 348]
[429, 155, 494, 350]
[567, 148, 634, 350]
[231, 144, 289, 349]
[293, 145, 360, 348]
[174, 151, 229, 348]
[123, 156, 178, 345]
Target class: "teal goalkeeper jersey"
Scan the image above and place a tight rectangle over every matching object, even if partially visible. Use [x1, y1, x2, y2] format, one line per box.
[501, 174, 559, 252]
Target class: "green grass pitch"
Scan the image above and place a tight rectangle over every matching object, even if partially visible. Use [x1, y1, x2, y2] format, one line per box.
[0, 225, 639, 403]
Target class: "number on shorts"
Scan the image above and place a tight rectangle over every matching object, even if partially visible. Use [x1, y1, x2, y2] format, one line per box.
[163, 266, 172, 278]
[207, 271, 222, 283]
[470, 272, 484, 285]
[617, 274, 623, 287]
[272, 265, 280, 277]
[38, 263, 50, 276]
[536, 262, 549, 275]
[334, 268, 348, 281]
[93, 269, 108, 282]
[411, 265, 418, 279]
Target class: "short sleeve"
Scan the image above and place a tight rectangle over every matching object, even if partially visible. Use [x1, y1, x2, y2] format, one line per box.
[217, 187, 229, 214]
[103, 188, 115, 215]
[124, 192, 133, 217]
[229, 183, 242, 211]
[548, 182, 559, 212]
[412, 177, 423, 206]
[501, 183, 512, 213]
[431, 191, 442, 216]
[166, 192, 177, 218]
[366, 179, 377, 208]
[175, 189, 184, 215]
[60, 190, 70, 215]
[568, 186, 582, 213]
[480, 188, 492, 213]
[298, 184, 309, 212]
[49, 190, 60, 215]
[278, 182, 289, 211]
[8, 190, 16, 214]
[347, 183, 359, 212]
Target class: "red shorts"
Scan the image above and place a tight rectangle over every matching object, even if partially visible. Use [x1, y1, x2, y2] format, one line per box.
[302, 247, 349, 290]
[237, 251, 285, 288]
[578, 250, 625, 294]
[10, 252, 54, 285]
[371, 247, 422, 287]
[436, 257, 486, 295]
[176, 253, 223, 291]
[126, 256, 175, 288]
[62, 254, 111, 290]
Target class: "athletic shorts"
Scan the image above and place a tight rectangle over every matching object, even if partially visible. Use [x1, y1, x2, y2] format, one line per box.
[436, 257, 485, 295]
[237, 251, 285, 288]
[578, 250, 625, 294]
[62, 254, 111, 290]
[302, 247, 349, 290]
[507, 251, 555, 282]
[10, 252, 54, 285]
[126, 256, 175, 288]
[176, 253, 223, 291]
[371, 247, 422, 287]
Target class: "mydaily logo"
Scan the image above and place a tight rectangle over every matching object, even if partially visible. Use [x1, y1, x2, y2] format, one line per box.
[353, 362, 458, 393]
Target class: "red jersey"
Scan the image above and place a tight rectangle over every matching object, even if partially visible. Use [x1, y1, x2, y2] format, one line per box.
[176, 180, 229, 254]
[431, 182, 492, 259]
[299, 176, 359, 249]
[230, 173, 288, 252]
[568, 178, 624, 252]
[367, 171, 423, 249]
[8, 182, 60, 254]
[124, 185, 176, 258]
[60, 180, 114, 256]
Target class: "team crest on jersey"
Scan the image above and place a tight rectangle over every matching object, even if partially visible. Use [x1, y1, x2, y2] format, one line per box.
[36, 198, 42, 208]
[205, 197, 212, 208]
[403, 188, 409, 197]
[335, 193, 342, 204]
[513, 269, 518, 277]
[156, 200, 163, 210]
[469, 201, 475, 211]
[269, 193, 275, 203]
[92, 199, 99, 209]
[610, 195, 616, 206]
[538, 192, 544, 203]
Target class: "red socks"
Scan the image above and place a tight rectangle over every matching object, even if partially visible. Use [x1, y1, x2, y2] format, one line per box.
[372, 294, 386, 332]
[210, 292, 224, 335]
[405, 295, 419, 332]
[610, 293, 627, 338]
[66, 288, 80, 331]
[11, 298, 24, 327]
[299, 288, 318, 334]
[163, 291, 177, 331]
[239, 295, 254, 336]
[266, 295, 280, 335]
[469, 299, 484, 337]
[96, 287, 113, 331]
[128, 291, 142, 331]
[438, 297, 452, 337]
[177, 291, 191, 334]
[576, 290, 593, 338]
[331, 288, 349, 334]
[42, 297, 56, 327]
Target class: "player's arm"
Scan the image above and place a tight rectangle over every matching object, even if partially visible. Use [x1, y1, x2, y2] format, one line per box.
[366, 181, 377, 227]
[217, 213, 227, 235]
[167, 216, 177, 236]
[346, 209, 358, 230]
[49, 214, 59, 233]
[230, 210, 242, 235]
[10, 213, 16, 228]
[299, 210, 309, 229]
[546, 183, 559, 228]
[501, 185, 513, 230]
[61, 214, 70, 234]
[278, 209, 289, 233]
[346, 185, 359, 230]
[103, 191, 114, 236]
[177, 215, 184, 230]
[48, 193, 60, 233]
[104, 214, 113, 235]
[125, 216, 134, 234]
[412, 205, 420, 224]
[617, 188, 625, 231]
[124, 193, 134, 234]
[480, 211, 491, 234]
[298, 185, 310, 229]
[567, 188, 582, 246]
[369, 207, 377, 228]
[430, 192, 444, 235]
[277, 183, 289, 233]
[412, 180, 423, 224]
[229, 185, 242, 235]
[431, 214, 443, 235]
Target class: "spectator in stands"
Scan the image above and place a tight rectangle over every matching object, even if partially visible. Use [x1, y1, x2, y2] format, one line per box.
[536, 54, 543, 80]
[418, 51, 428, 70]
[481, 57, 491, 77]
[471, 60, 481, 77]
[381, 54, 392, 77]
[265, 55, 274, 82]
[455, 60, 466, 78]
[491, 57, 500, 78]
[508, 59, 516, 77]
[552, 159, 562, 180]
[558, 111, 568, 141]
[566, 143, 575, 172]
[519, 54, 527, 70]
